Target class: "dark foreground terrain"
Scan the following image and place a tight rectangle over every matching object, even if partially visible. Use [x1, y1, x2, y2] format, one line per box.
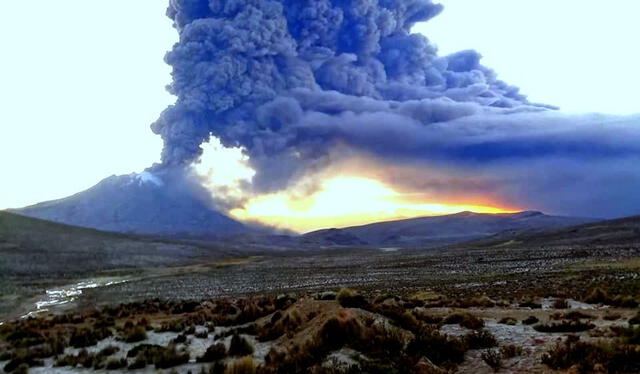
[1, 214, 639, 373]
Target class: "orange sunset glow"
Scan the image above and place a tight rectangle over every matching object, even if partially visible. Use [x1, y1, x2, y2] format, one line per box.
[230, 176, 516, 233]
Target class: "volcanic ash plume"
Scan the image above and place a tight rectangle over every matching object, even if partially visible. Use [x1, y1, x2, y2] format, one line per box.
[151, 0, 541, 192]
[150, 0, 640, 219]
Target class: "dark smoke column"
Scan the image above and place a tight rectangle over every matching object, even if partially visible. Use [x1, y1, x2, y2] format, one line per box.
[152, 0, 533, 191]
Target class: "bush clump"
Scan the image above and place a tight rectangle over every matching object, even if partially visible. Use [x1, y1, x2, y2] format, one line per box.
[542, 335, 640, 373]
[121, 325, 147, 343]
[522, 316, 539, 325]
[481, 349, 502, 372]
[533, 320, 595, 333]
[126, 344, 189, 369]
[464, 330, 498, 349]
[443, 312, 484, 330]
[500, 344, 523, 358]
[197, 343, 227, 363]
[552, 298, 569, 309]
[498, 317, 517, 325]
[225, 356, 256, 374]
[406, 326, 468, 366]
[228, 334, 254, 357]
[336, 288, 368, 309]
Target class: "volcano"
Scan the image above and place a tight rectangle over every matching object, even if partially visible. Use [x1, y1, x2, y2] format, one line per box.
[10, 169, 248, 238]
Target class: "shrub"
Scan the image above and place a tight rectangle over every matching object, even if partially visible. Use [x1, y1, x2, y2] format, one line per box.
[69, 327, 111, 348]
[13, 363, 29, 374]
[195, 330, 209, 339]
[128, 356, 147, 369]
[3, 353, 44, 372]
[229, 334, 254, 357]
[172, 334, 187, 344]
[464, 330, 498, 349]
[225, 356, 256, 374]
[542, 335, 640, 373]
[201, 362, 227, 374]
[584, 288, 611, 304]
[603, 313, 621, 321]
[197, 343, 227, 363]
[533, 320, 595, 333]
[554, 311, 593, 321]
[610, 325, 640, 345]
[444, 312, 484, 330]
[500, 344, 523, 358]
[105, 358, 127, 370]
[611, 295, 638, 308]
[481, 349, 502, 372]
[629, 311, 640, 325]
[153, 346, 190, 369]
[126, 344, 189, 369]
[553, 298, 569, 309]
[336, 288, 368, 309]
[518, 299, 542, 309]
[122, 325, 147, 343]
[498, 317, 517, 325]
[522, 316, 539, 325]
[406, 326, 467, 366]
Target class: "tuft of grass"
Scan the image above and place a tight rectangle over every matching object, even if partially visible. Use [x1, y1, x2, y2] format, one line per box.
[336, 288, 368, 309]
[542, 335, 640, 373]
[500, 344, 523, 358]
[224, 356, 256, 374]
[197, 343, 227, 363]
[406, 326, 468, 366]
[522, 316, 539, 325]
[481, 349, 502, 372]
[552, 298, 569, 309]
[584, 288, 611, 305]
[464, 329, 498, 349]
[498, 317, 517, 325]
[228, 334, 254, 357]
[533, 320, 595, 333]
[550, 311, 593, 321]
[518, 299, 542, 309]
[105, 357, 127, 370]
[121, 325, 147, 343]
[443, 312, 484, 330]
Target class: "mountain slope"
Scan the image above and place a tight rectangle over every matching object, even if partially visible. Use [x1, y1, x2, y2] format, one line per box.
[463, 215, 640, 248]
[303, 211, 598, 247]
[0, 211, 236, 277]
[10, 170, 247, 238]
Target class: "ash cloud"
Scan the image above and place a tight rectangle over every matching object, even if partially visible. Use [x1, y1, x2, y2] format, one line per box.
[152, 0, 640, 218]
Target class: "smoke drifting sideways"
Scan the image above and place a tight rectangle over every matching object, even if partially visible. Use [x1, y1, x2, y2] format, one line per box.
[151, 0, 640, 219]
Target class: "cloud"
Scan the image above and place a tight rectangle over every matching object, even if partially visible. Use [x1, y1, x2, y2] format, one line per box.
[152, 0, 640, 218]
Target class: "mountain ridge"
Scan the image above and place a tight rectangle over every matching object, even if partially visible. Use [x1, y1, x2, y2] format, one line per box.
[303, 210, 598, 247]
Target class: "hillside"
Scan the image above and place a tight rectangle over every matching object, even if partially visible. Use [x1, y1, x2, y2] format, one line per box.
[303, 211, 597, 247]
[464, 214, 640, 248]
[0, 211, 234, 277]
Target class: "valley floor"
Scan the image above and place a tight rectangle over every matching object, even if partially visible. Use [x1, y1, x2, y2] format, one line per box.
[1, 243, 639, 373]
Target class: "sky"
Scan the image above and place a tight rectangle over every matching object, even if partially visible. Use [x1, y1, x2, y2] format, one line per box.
[1, 1, 639, 232]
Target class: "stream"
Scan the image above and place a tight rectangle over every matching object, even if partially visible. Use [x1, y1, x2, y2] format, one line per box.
[20, 278, 129, 319]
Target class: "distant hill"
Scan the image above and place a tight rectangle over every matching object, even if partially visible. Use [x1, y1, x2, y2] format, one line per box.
[303, 211, 598, 248]
[0, 211, 235, 277]
[462, 215, 640, 248]
[10, 169, 249, 238]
